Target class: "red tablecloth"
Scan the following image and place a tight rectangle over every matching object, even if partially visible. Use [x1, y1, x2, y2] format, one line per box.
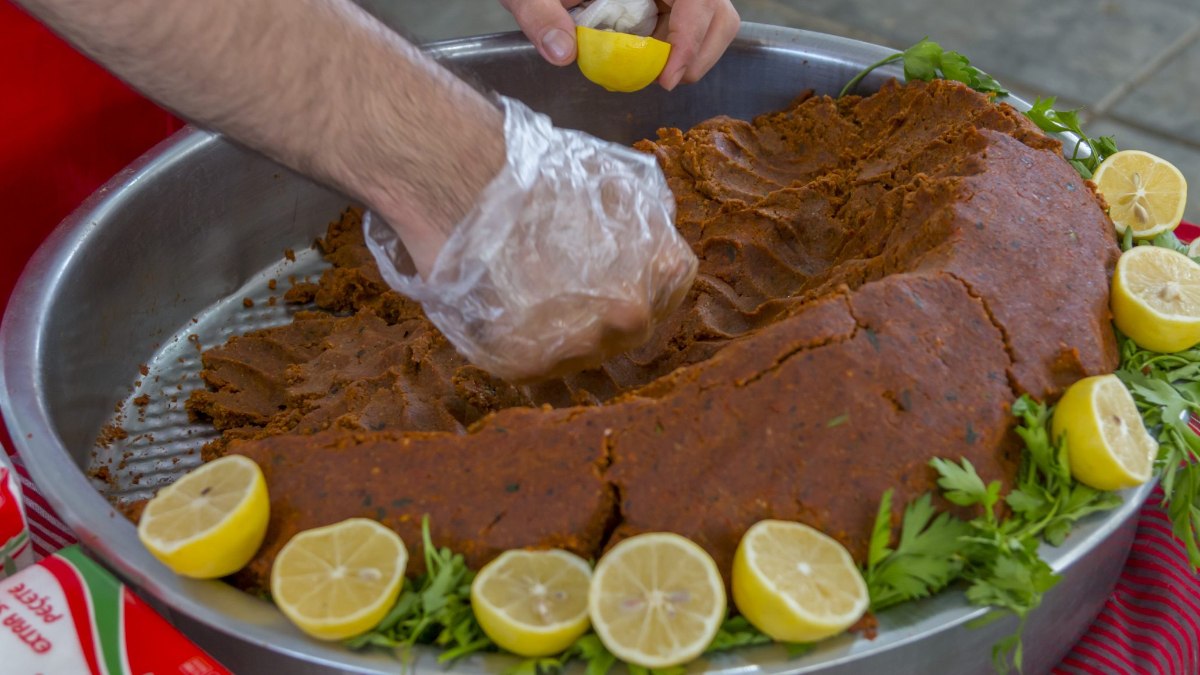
[1, 3, 1197, 672]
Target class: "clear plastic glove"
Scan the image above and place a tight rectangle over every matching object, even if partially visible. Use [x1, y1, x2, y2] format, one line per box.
[363, 96, 697, 382]
[570, 0, 657, 36]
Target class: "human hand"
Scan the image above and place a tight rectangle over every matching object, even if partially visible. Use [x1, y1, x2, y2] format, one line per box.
[499, 0, 740, 90]
[363, 96, 697, 382]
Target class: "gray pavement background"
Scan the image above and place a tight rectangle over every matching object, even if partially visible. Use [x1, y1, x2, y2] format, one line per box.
[362, 0, 1200, 222]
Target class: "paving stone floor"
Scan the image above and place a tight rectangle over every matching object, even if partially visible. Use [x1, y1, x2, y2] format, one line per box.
[362, 0, 1200, 221]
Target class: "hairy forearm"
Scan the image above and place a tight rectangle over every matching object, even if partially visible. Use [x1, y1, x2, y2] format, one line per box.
[19, 0, 504, 274]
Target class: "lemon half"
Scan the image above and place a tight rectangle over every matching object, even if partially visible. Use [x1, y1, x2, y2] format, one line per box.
[1051, 374, 1158, 491]
[137, 454, 269, 579]
[576, 26, 671, 93]
[732, 520, 869, 643]
[1092, 149, 1188, 239]
[471, 549, 592, 657]
[1112, 245, 1200, 353]
[589, 532, 725, 668]
[270, 518, 407, 641]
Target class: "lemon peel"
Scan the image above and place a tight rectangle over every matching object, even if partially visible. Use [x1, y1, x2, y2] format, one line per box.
[576, 26, 671, 93]
[137, 454, 269, 579]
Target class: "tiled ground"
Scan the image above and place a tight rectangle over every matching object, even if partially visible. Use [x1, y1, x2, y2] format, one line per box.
[361, 0, 1200, 221]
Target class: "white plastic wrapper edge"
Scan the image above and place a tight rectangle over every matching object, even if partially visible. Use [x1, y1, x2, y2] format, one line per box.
[571, 0, 658, 36]
[364, 96, 697, 382]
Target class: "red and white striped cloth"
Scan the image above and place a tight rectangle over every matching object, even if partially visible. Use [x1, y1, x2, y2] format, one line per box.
[1057, 484, 1200, 673]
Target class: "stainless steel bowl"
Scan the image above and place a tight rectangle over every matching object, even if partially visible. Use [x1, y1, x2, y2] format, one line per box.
[1, 24, 1149, 675]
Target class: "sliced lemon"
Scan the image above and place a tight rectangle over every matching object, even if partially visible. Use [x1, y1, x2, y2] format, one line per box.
[137, 454, 269, 579]
[1051, 374, 1158, 491]
[1112, 245, 1200, 353]
[270, 518, 407, 641]
[732, 520, 868, 643]
[470, 549, 592, 657]
[576, 26, 671, 93]
[1092, 150, 1188, 239]
[589, 532, 725, 668]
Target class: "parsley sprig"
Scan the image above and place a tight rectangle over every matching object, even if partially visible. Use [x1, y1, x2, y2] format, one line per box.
[343, 517, 494, 662]
[1023, 98, 1119, 179]
[1005, 397, 1123, 545]
[865, 490, 969, 611]
[1117, 334, 1200, 568]
[930, 456, 1060, 673]
[865, 397, 1123, 672]
[839, 38, 1007, 99]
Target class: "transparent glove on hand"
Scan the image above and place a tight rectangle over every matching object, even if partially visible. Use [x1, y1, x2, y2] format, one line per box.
[363, 96, 697, 382]
[570, 0, 658, 36]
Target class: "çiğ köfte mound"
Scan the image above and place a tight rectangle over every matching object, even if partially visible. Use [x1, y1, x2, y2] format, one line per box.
[176, 79, 1119, 593]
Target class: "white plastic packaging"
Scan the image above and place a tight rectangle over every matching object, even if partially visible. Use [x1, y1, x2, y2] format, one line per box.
[364, 96, 696, 382]
[571, 0, 658, 36]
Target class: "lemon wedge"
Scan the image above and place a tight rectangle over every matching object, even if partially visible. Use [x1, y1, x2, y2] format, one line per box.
[589, 532, 725, 668]
[1112, 245, 1200, 353]
[270, 518, 407, 641]
[576, 26, 671, 93]
[1092, 150, 1188, 239]
[732, 520, 868, 643]
[137, 454, 269, 579]
[1051, 374, 1158, 491]
[471, 549, 592, 656]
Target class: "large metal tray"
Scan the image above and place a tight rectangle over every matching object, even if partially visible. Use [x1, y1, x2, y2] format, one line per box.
[0, 25, 1150, 675]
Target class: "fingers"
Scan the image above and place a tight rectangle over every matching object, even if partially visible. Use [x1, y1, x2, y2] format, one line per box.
[499, 0, 583, 66]
[656, 0, 740, 90]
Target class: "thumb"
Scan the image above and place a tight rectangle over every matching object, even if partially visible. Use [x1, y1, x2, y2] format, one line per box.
[500, 0, 580, 66]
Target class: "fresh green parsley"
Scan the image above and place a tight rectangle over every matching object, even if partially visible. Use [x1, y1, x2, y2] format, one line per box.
[1006, 396, 1124, 546]
[1117, 333, 1200, 569]
[839, 38, 1007, 99]
[866, 396, 1124, 673]
[865, 490, 969, 611]
[343, 517, 494, 662]
[1023, 98, 1119, 179]
[929, 456, 1060, 673]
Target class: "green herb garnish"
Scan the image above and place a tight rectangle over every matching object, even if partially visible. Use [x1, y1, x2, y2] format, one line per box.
[1006, 396, 1124, 546]
[865, 490, 969, 611]
[1023, 98, 1119, 178]
[865, 395, 1124, 673]
[839, 38, 1007, 98]
[931, 456, 1061, 673]
[343, 516, 494, 662]
[1117, 332, 1200, 569]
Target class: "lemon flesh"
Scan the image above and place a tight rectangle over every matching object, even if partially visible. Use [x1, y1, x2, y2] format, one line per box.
[471, 549, 592, 656]
[137, 454, 269, 579]
[576, 26, 671, 93]
[1052, 374, 1158, 491]
[1112, 245, 1200, 353]
[1092, 149, 1188, 239]
[732, 520, 868, 643]
[589, 532, 726, 668]
[270, 518, 407, 641]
